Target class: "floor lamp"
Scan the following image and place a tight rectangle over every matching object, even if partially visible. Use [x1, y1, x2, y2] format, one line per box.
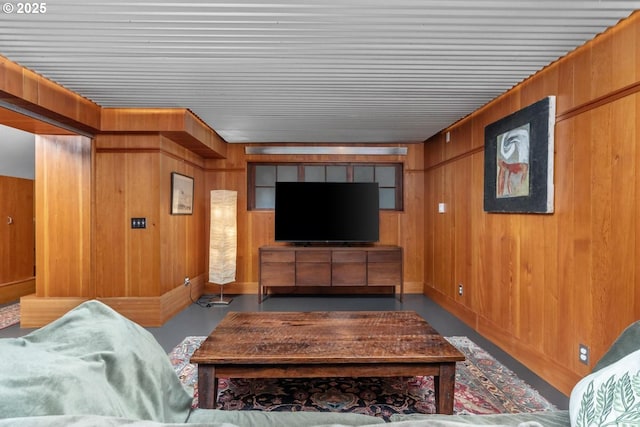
[209, 190, 237, 305]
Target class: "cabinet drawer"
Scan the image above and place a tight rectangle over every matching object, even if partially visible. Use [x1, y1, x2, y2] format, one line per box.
[261, 262, 295, 286]
[332, 250, 366, 263]
[296, 263, 331, 286]
[261, 250, 295, 263]
[296, 251, 331, 263]
[367, 250, 401, 263]
[332, 263, 366, 286]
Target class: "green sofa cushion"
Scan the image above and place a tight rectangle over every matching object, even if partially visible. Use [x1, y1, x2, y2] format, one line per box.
[186, 408, 384, 426]
[389, 411, 570, 426]
[0, 300, 193, 422]
[592, 320, 640, 372]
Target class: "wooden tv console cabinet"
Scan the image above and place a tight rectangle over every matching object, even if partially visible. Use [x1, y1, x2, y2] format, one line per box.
[258, 245, 403, 302]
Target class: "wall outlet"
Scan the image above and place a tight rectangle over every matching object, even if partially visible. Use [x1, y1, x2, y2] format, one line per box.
[579, 344, 590, 365]
[184, 276, 191, 287]
[458, 283, 463, 296]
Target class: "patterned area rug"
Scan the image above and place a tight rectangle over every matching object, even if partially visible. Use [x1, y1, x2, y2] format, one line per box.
[0, 303, 19, 330]
[169, 336, 556, 420]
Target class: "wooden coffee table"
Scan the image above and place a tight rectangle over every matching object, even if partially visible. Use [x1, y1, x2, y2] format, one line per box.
[190, 311, 465, 414]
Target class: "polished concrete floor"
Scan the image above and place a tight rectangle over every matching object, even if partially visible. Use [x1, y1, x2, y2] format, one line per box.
[0, 293, 569, 409]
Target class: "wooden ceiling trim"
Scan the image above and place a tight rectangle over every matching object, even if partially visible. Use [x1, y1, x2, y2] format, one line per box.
[0, 56, 101, 134]
[101, 108, 227, 159]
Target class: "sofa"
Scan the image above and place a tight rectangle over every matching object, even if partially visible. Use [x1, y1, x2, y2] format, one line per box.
[0, 300, 637, 427]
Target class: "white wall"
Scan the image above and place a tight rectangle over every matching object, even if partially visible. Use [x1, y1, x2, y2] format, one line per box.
[0, 125, 35, 179]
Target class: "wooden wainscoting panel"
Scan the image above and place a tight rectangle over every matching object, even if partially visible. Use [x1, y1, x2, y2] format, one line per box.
[0, 278, 35, 304]
[98, 297, 163, 327]
[35, 135, 92, 298]
[20, 294, 89, 328]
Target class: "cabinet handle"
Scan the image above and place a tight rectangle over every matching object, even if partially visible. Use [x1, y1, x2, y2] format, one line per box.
[7, 216, 13, 225]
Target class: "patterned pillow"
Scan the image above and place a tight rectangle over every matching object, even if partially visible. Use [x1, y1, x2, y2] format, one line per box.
[569, 348, 640, 426]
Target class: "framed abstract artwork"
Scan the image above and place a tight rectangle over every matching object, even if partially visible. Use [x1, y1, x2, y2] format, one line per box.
[483, 96, 556, 213]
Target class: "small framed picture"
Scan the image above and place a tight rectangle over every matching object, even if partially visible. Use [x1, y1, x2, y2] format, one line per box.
[171, 172, 194, 215]
[483, 96, 555, 214]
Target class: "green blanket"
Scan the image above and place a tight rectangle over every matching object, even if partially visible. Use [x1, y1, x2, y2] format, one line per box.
[0, 300, 193, 422]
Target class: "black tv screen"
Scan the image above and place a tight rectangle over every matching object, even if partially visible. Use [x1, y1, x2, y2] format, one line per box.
[275, 182, 379, 243]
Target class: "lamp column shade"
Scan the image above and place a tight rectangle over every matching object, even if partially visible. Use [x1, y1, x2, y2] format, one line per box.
[209, 190, 237, 285]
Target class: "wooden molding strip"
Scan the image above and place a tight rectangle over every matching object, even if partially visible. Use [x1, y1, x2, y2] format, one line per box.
[556, 81, 640, 123]
[424, 146, 484, 172]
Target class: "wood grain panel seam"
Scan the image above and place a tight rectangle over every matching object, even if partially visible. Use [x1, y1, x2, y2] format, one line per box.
[426, 81, 640, 171]
[204, 167, 246, 173]
[557, 80, 640, 123]
[424, 146, 484, 172]
[0, 277, 36, 287]
[96, 147, 205, 171]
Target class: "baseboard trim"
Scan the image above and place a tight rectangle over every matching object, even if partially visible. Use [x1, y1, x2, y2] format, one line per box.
[0, 277, 35, 304]
[19, 273, 208, 327]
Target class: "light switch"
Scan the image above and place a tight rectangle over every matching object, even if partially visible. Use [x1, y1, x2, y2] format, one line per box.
[131, 218, 146, 229]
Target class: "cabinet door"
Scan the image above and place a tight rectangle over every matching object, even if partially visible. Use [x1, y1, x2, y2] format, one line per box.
[0, 176, 34, 283]
[296, 262, 331, 286]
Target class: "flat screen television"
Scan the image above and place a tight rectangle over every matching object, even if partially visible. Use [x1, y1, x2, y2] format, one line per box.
[275, 182, 379, 243]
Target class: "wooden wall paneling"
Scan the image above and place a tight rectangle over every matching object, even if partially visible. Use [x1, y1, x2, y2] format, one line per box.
[423, 167, 436, 291]
[570, 110, 595, 376]
[442, 163, 456, 297]
[551, 119, 574, 365]
[431, 166, 449, 295]
[637, 92, 640, 323]
[128, 151, 161, 297]
[453, 156, 472, 307]
[592, 96, 637, 361]
[159, 142, 207, 295]
[556, 58, 576, 116]
[94, 134, 162, 298]
[593, 15, 639, 101]
[94, 151, 127, 297]
[469, 151, 485, 323]
[161, 151, 187, 295]
[401, 167, 425, 294]
[423, 13, 640, 394]
[34, 135, 92, 298]
[0, 176, 34, 283]
[189, 166, 207, 290]
[571, 43, 593, 109]
[591, 32, 615, 101]
[445, 120, 473, 159]
[424, 134, 445, 169]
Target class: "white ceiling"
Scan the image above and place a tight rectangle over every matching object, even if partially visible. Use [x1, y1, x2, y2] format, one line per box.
[1, 1, 638, 143]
